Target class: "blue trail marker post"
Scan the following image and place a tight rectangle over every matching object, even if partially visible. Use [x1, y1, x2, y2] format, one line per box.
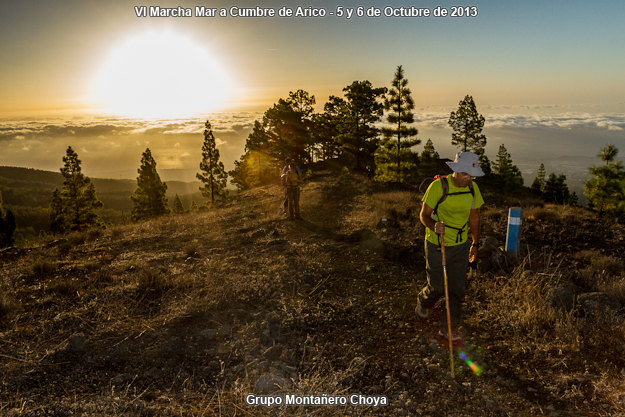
[505, 207, 522, 258]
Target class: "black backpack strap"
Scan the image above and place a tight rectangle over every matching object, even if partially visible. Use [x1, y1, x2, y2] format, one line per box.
[432, 176, 449, 217]
[432, 176, 474, 247]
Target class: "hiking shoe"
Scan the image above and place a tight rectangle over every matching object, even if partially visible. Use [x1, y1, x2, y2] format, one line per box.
[415, 302, 429, 319]
[438, 327, 463, 343]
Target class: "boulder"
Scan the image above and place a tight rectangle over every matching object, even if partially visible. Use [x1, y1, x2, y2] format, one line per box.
[546, 286, 577, 313]
[350, 229, 384, 251]
[577, 292, 622, 321]
[478, 237, 504, 272]
[255, 371, 289, 394]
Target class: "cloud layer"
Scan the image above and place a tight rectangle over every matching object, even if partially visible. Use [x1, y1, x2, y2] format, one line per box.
[0, 110, 623, 182]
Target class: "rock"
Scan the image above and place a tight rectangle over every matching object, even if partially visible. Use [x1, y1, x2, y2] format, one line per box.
[577, 292, 622, 321]
[54, 332, 88, 358]
[478, 237, 504, 272]
[350, 229, 384, 251]
[200, 328, 217, 341]
[111, 373, 134, 387]
[547, 286, 577, 313]
[255, 372, 289, 394]
[67, 333, 88, 354]
[164, 339, 185, 353]
[481, 236, 499, 254]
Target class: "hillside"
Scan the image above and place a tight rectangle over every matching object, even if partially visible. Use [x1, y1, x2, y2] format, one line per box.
[0, 166, 204, 240]
[1, 171, 624, 416]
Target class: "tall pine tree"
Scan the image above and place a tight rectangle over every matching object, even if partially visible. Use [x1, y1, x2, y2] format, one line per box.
[50, 146, 103, 233]
[197, 121, 228, 204]
[544, 173, 572, 205]
[131, 148, 168, 221]
[531, 163, 546, 194]
[375, 66, 420, 183]
[492, 144, 523, 192]
[449, 95, 489, 173]
[419, 139, 440, 177]
[172, 194, 184, 214]
[584, 144, 625, 217]
[339, 81, 386, 170]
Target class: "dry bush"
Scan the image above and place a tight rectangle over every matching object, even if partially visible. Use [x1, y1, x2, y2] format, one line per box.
[67, 230, 87, 246]
[597, 276, 625, 303]
[0, 293, 17, 320]
[87, 228, 103, 241]
[109, 225, 124, 239]
[574, 250, 624, 293]
[30, 259, 57, 280]
[48, 277, 81, 296]
[90, 267, 114, 284]
[136, 268, 170, 296]
[524, 206, 558, 222]
[183, 242, 200, 259]
[57, 239, 74, 256]
[474, 258, 561, 334]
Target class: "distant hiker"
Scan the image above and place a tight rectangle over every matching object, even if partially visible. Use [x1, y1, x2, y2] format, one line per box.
[280, 158, 303, 216]
[415, 151, 485, 342]
[366, 165, 373, 181]
[281, 160, 303, 220]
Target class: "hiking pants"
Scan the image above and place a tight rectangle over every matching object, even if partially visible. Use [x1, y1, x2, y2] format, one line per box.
[417, 239, 471, 329]
[281, 187, 288, 213]
[287, 186, 300, 218]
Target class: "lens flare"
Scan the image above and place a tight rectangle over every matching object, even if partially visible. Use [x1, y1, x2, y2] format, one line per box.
[459, 351, 483, 376]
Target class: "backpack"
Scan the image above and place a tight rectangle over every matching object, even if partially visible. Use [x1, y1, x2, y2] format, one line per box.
[419, 175, 475, 244]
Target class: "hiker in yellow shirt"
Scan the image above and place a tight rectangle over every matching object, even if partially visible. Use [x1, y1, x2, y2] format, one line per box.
[416, 152, 485, 342]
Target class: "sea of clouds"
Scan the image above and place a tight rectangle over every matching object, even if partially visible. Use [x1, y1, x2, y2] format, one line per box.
[1, 111, 623, 194]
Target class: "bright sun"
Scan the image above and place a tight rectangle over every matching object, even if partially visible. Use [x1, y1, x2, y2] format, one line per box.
[93, 31, 232, 118]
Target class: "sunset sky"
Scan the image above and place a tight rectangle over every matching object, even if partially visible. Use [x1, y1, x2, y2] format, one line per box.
[1, 1, 624, 187]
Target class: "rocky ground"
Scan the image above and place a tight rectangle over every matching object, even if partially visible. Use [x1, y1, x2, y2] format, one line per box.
[1, 171, 624, 416]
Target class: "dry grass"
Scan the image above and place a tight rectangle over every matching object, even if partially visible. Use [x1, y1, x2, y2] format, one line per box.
[1, 171, 625, 416]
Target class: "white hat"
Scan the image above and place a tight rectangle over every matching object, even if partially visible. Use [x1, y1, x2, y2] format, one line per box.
[446, 152, 485, 177]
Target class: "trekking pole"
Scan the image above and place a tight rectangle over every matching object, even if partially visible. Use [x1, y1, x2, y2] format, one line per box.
[439, 237, 456, 379]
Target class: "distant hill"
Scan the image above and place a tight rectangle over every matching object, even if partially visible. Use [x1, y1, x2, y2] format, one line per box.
[0, 166, 204, 240]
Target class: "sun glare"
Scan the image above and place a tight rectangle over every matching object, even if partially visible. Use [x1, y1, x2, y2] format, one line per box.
[92, 31, 232, 118]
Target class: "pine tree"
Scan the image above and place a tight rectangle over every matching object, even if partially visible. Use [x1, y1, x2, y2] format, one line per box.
[449, 95, 488, 173]
[173, 194, 184, 214]
[531, 163, 546, 194]
[50, 146, 103, 233]
[419, 139, 440, 177]
[197, 120, 228, 204]
[544, 173, 571, 205]
[131, 148, 169, 221]
[229, 155, 255, 191]
[0, 190, 16, 248]
[375, 66, 420, 183]
[421, 139, 439, 160]
[492, 144, 523, 192]
[584, 145, 625, 217]
[331, 82, 386, 170]
[600, 144, 618, 164]
[263, 90, 316, 165]
[244, 120, 274, 185]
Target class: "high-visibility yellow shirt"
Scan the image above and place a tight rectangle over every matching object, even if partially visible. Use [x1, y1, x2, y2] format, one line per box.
[422, 176, 484, 246]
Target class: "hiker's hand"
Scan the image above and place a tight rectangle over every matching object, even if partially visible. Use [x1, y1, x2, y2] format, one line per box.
[434, 222, 445, 234]
[469, 245, 478, 263]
